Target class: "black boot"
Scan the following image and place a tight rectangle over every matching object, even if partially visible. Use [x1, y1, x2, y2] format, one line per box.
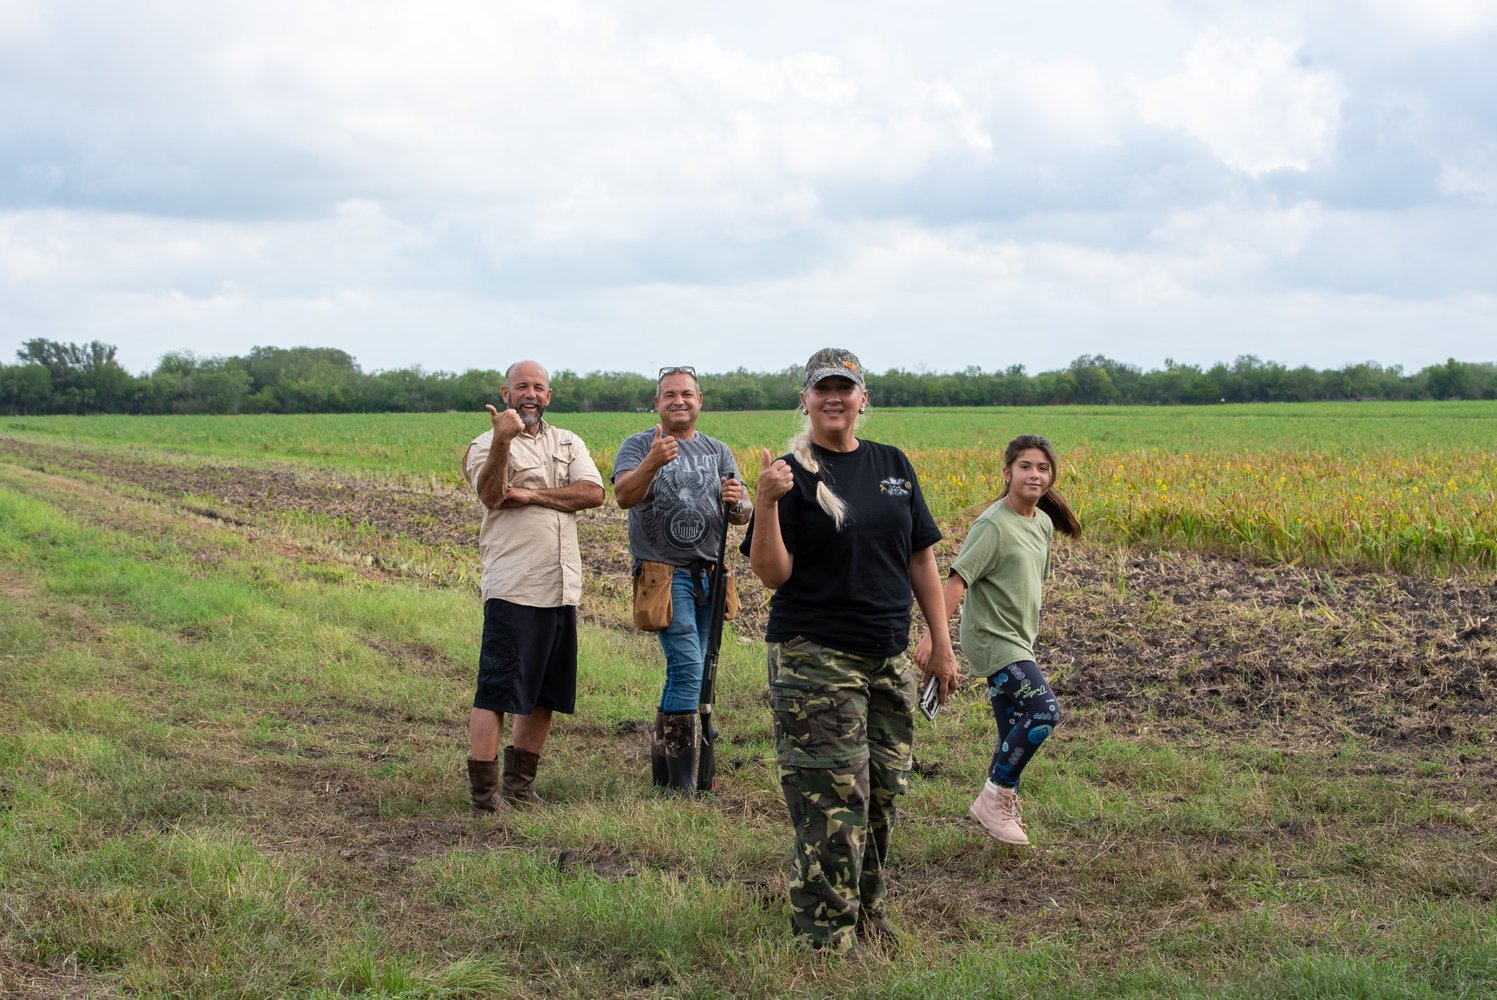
[651, 712, 668, 788]
[660, 712, 698, 796]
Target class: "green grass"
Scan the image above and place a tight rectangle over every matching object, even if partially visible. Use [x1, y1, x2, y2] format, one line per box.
[1, 458, 1492, 998]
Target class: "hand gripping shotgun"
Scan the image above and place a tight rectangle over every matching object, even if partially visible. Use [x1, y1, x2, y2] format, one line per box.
[696, 502, 732, 793]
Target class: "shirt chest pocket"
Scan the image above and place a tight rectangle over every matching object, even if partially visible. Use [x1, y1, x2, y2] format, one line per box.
[508, 449, 572, 490]
[508, 455, 549, 490]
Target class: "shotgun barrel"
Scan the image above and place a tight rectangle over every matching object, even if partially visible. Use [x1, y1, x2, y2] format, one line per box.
[696, 503, 732, 793]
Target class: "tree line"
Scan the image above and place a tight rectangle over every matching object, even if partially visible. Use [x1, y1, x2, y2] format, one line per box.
[2, 338, 1495, 416]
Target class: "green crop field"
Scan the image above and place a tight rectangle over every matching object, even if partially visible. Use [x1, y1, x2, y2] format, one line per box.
[1, 406, 1493, 998]
[8, 400, 1496, 573]
[10, 401, 1496, 471]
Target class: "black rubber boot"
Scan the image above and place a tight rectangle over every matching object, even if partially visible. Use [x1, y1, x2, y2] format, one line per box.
[660, 712, 698, 796]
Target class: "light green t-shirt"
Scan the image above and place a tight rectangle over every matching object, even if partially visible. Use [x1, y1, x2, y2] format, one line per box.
[949, 500, 1053, 676]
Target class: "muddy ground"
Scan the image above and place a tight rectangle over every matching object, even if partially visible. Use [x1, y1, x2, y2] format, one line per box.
[4, 438, 1495, 762]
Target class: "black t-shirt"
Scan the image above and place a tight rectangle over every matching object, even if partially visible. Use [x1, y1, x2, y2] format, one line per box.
[741, 439, 941, 658]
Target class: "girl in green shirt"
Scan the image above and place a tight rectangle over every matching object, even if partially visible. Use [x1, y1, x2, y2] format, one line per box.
[917, 434, 1080, 846]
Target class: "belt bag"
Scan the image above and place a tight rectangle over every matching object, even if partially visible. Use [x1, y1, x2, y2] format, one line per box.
[632, 560, 739, 632]
[724, 569, 740, 622]
[632, 560, 675, 632]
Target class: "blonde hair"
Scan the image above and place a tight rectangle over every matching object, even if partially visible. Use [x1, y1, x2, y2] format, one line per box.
[787, 415, 851, 530]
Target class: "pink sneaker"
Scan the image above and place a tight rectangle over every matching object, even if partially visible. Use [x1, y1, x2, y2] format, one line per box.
[969, 782, 1030, 846]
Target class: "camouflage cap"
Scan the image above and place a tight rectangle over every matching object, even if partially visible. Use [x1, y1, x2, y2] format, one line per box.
[803, 348, 866, 390]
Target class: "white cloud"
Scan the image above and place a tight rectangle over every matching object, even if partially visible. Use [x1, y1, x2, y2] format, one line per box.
[975, 54, 1122, 151]
[1, 1, 1494, 379]
[1363, 0, 1497, 41]
[0, 0, 45, 42]
[1439, 142, 1497, 206]
[1132, 27, 1345, 175]
[1145, 200, 1323, 281]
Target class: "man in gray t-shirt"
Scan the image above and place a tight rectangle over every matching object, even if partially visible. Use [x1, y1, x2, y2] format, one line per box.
[612, 367, 750, 793]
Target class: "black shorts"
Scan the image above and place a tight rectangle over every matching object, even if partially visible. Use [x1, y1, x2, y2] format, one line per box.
[474, 599, 578, 715]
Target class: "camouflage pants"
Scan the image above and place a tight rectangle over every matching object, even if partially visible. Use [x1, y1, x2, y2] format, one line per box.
[767, 636, 917, 951]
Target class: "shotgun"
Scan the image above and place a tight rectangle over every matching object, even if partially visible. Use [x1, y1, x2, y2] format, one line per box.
[696, 502, 732, 793]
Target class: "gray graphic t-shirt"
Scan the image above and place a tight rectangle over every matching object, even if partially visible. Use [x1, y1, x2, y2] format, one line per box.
[612, 430, 741, 566]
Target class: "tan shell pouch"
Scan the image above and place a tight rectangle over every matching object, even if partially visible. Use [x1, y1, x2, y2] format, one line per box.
[632, 560, 675, 632]
[724, 569, 739, 621]
[633, 560, 738, 630]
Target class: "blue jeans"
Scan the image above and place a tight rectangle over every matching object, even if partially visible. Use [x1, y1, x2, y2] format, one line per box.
[658, 568, 715, 713]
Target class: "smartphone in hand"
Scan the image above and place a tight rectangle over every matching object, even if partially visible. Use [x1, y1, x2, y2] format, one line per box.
[919, 675, 940, 721]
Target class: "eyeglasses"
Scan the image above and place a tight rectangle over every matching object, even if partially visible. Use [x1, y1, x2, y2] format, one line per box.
[658, 366, 696, 378]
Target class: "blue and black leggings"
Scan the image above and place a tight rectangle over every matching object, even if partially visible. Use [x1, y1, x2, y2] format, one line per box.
[987, 660, 1060, 789]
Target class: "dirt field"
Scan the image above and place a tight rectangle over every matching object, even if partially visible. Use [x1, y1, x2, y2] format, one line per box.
[8, 437, 1493, 762]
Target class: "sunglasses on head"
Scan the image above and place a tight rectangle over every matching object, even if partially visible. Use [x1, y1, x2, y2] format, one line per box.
[658, 366, 696, 378]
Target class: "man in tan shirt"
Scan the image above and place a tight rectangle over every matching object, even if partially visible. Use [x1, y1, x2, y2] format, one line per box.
[461, 360, 604, 813]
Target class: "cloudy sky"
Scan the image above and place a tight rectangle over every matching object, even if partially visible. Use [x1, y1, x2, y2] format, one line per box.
[2, 0, 1494, 378]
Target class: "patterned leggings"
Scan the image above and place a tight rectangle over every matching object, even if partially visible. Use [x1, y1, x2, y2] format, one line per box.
[987, 660, 1060, 789]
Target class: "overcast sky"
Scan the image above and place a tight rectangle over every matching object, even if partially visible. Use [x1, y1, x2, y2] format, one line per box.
[3, 0, 1494, 378]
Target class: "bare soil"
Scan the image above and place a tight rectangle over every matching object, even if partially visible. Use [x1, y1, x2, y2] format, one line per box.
[6, 437, 1492, 757]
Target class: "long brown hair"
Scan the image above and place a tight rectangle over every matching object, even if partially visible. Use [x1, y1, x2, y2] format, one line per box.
[1000, 434, 1081, 538]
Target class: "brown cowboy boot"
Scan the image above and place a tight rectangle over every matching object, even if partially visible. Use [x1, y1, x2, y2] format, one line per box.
[660, 712, 698, 796]
[466, 757, 509, 815]
[502, 745, 547, 805]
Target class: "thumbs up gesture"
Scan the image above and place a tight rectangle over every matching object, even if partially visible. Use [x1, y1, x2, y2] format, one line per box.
[645, 424, 678, 470]
[755, 447, 794, 505]
[485, 403, 524, 442]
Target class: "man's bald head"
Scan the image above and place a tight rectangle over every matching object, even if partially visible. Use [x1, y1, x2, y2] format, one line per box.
[505, 360, 549, 386]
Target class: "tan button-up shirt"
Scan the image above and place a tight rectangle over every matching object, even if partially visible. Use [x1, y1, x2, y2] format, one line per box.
[463, 421, 603, 608]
